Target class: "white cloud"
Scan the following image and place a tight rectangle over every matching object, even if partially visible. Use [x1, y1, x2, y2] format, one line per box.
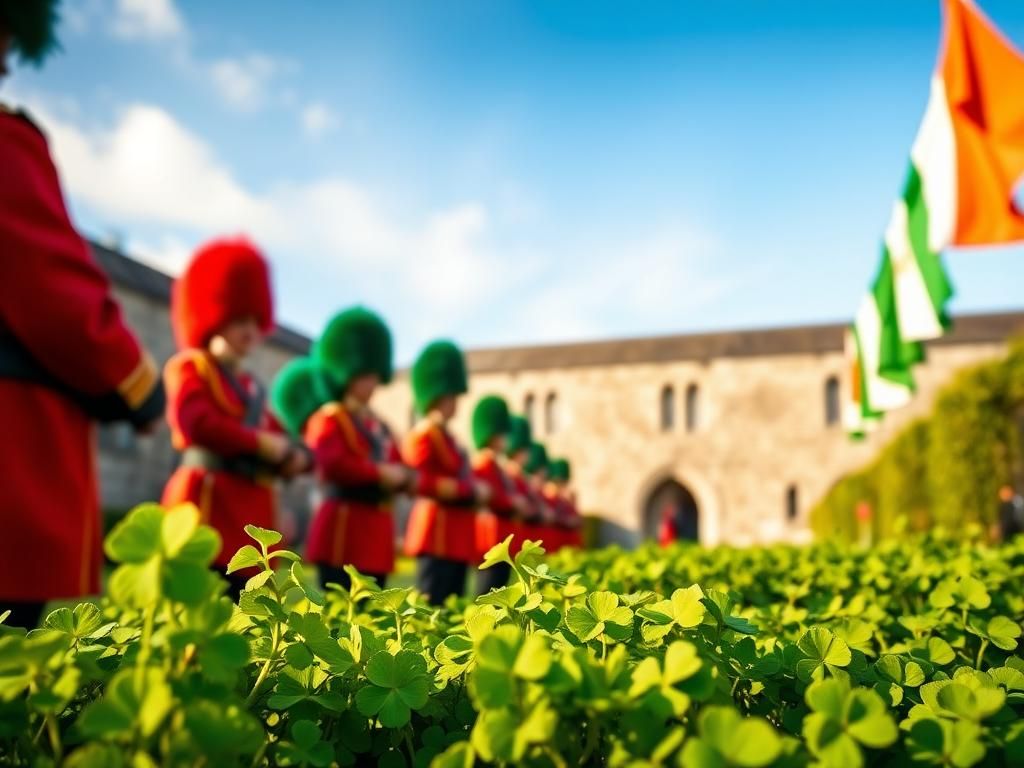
[29, 96, 522, 345]
[111, 0, 184, 41]
[209, 54, 283, 112]
[300, 102, 340, 139]
[25, 94, 731, 354]
[512, 227, 729, 343]
[41, 102, 276, 231]
[127, 234, 192, 274]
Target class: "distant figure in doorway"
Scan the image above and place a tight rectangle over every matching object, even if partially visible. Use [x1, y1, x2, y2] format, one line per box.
[996, 485, 1024, 541]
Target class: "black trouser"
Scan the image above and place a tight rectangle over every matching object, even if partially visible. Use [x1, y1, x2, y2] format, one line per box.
[476, 562, 512, 596]
[416, 557, 468, 606]
[2, 601, 46, 629]
[316, 564, 387, 593]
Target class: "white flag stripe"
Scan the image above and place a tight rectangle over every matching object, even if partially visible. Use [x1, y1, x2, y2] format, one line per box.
[842, 329, 880, 434]
[884, 202, 945, 341]
[855, 295, 913, 413]
[909, 77, 958, 254]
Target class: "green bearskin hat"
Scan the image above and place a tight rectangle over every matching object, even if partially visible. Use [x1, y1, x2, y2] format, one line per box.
[548, 458, 571, 483]
[506, 415, 532, 456]
[524, 441, 549, 475]
[314, 306, 393, 395]
[471, 395, 511, 450]
[0, 0, 60, 65]
[411, 339, 468, 414]
[270, 357, 332, 436]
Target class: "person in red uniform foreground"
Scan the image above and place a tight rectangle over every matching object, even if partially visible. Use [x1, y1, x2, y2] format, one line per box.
[0, 0, 165, 629]
[297, 307, 414, 591]
[403, 341, 491, 605]
[471, 395, 530, 595]
[162, 237, 310, 601]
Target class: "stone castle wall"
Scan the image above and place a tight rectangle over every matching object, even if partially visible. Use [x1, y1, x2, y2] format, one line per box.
[371, 337, 1009, 547]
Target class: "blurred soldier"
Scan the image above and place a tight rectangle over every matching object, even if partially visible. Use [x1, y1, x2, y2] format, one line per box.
[162, 237, 310, 600]
[471, 395, 529, 595]
[503, 415, 543, 556]
[0, 0, 164, 629]
[997, 485, 1024, 542]
[548, 458, 583, 550]
[403, 341, 490, 605]
[524, 441, 558, 550]
[294, 308, 413, 591]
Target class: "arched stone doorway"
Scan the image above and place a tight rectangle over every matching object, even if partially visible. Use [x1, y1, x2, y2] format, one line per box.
[643, 478, 699, 542]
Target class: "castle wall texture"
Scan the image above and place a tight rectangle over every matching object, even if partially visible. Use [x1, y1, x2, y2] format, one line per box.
[372, 321, 1020, 548]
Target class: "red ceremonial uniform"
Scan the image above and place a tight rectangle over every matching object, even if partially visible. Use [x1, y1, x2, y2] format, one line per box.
[161, 349, 282, 567]
[402, 419, 478, 563]
[506, 462, 548, 553]
[472, 448, 520, 561]
[305, 402, 403, 575]
[541, 483, 568, 553]
[558, 491, 584, 549]
[0, 107, 162, 601]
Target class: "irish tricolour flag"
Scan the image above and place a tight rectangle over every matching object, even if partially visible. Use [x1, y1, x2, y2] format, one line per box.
[848, 0, 1024, 432]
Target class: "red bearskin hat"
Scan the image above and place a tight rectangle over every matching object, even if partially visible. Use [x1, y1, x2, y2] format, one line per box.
[171, 236, 274, 349]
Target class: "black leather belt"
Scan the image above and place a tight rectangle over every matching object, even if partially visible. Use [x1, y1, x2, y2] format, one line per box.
[325, 483, 389, 505]
[0, 331, 156, 424]
[179, 446, 276, 482]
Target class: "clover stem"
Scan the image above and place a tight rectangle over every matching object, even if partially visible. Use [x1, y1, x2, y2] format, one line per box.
[44, 715, 62, 761]
[136, 602, 156, 690]
[404, 728, 416, 763]
[246, 622, 280, 707]
[579, 718, 600, 765]
[394, 611, 403, 646]
[976, 638, 989, 669]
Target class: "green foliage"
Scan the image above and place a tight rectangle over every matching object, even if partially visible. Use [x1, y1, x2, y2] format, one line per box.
[1, 504, 1023, 766]
[812, 336, 1024, 541]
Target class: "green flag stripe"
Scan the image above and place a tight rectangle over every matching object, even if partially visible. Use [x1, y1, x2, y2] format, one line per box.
[903, 164, 955, 329]
[871, 249, 922, 386]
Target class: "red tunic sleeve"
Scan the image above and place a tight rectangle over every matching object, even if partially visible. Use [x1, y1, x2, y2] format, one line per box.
[164, 351, 261, 456]
[306, 405, 382, 486]
[402, 424, 476, 503]
[473, 453, 515, 516]
[0, 110, 161, 419]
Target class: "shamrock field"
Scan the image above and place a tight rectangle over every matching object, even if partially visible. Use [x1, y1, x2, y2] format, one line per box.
[2, 504, 1023, 767]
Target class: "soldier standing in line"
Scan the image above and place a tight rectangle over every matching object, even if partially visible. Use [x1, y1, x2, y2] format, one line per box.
[296, 308, 414, 591]
[402, 341, 491, 605]
[548, 458, 584, 550]
[524, 441, 558, 550]
[504, 416, 544, 554]
[161, 237, 310, 601]
[471, 395, 530, 595]
[0, 0, 165, 629]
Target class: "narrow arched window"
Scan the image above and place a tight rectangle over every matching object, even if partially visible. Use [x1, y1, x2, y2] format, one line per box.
[685, 384, 699, 432]
[825, 376, 840, 427]
[524, 393, 535, 429]
[545, 392, 558, 434]
[786, 485, 799, 521]
[660, 385, 675, 431]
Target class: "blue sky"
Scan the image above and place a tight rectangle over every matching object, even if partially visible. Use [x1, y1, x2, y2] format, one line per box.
[8, 0, 1024, 361]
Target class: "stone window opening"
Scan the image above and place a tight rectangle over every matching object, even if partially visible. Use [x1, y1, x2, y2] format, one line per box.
[524, 393, 535, 429]
[545, 392, 558, 434]
[685, 383, 699, 433]
[825, 376, 840, 427]
[786, 485, 799, 522]
[660, 385, 675, 431]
